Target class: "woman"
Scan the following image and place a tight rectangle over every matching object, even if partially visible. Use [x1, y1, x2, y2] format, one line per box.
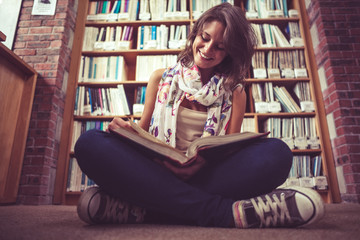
[75, 3, 324, 228]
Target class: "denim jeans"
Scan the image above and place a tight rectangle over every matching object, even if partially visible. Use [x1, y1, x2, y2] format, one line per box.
[74, 129, 292, 227]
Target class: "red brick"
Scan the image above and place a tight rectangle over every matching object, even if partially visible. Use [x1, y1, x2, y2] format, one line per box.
[27, 41, 50, 49]
[34, 63, 57, 70]
[50, 40, 63, 48]
[13, 49, 36, 56]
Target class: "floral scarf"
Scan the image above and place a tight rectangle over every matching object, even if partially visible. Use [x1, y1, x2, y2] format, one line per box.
[149, 62, 233, 149]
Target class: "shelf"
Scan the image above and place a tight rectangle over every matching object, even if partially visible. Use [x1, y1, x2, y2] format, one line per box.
[82, 49, 182, 65]
[54, 0, 341, 205]
[245, 77, 310, 83]
[245, 112, 316, 118]
[248, 17, 300, 24]
[86, 19, 192, 27]
[77, 80, 148, 87]
[254, 46, 305, 51]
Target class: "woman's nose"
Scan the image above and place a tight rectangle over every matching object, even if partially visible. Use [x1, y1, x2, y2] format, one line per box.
[203, 42, 214, 53]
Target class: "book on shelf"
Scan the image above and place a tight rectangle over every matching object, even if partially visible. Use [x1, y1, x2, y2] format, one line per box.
[164, 0, 189, 19]
[245, 0, 288, 18]
[263, 117, 320, 150]
[135, 55, 177, 81]
[287, 22, 304, 47]
[110, 121, 269, 166]
[74, 86, 130, 116]
[285, 155, 328, 190]
[241, 118, 256, 133]
[82, 26, 133, 51]
[251, 50, 307, 79]
[149, 0, 166, 20]
[266, 51, 280, 78]
[192, 0, 234, 19]
[78, 56, 128, 82]
[252, 23, 291, 48]
[253, 82, 282, 113]
[252, 52, 267, 79]
[67, 157, 97, 192]
[294, 82, 315, 112]
[133, 86, 147, 115]
[71, 121, 110, 151]
[87, 0, 140, 21]
[273, 86, 301, 113]
[271, 25, 291, 47]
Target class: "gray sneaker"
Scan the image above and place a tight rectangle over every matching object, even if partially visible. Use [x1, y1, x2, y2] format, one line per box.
[77, 186, 146, 224]
[233, 186, 325, 228]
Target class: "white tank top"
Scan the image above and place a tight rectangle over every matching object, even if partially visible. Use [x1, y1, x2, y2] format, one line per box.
[176, 106, 207, 152]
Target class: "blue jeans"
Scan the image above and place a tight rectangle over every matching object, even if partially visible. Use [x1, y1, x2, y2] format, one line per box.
[74, 129, 292, 227]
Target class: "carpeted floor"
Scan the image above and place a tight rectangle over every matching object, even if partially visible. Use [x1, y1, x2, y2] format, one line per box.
[0, 203, 359, 240]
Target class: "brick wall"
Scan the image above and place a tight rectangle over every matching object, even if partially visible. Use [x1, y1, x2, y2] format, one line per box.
[13, 0, 77, 204]
[306, 0, 360, 203]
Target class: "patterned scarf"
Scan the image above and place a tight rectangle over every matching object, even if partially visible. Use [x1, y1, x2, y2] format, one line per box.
[149, 62, 233, 148]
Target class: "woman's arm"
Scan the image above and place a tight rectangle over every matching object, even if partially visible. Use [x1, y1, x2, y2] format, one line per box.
[137, 68, 165, 131]
[107, 68, 164, 132]
[226, 86, 247, 134]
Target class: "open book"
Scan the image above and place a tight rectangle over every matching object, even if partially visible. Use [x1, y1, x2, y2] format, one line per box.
[110, 121, 269, 166]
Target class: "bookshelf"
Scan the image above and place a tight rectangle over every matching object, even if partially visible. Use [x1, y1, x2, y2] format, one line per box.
[53, 0, 341, 205]
[0, 37, 38, 204]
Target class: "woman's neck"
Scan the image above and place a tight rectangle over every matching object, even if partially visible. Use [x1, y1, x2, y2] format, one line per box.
[198, 67, 214, 84]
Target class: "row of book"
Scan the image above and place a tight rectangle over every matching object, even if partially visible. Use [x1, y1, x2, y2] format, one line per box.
[283, 155, 328, 190]
[136, 55, 178, 81]
[241, 118, 256, 133]
[87, 0, 189, 21]
[71, 121, 110, 152]
[252, 82, 314, 113]
[82, 26, 134, 51]
[67, 157, 96, 192]
[264, 117, 320, 149]
[252, 50, 307, 79]
[252, 22, 303, 48]
[192, 0, 234, 19]
[245, 0, 295, 19]
[289, 155, 323, 178]
[137, 24, 189, 50]
[78, 56, 128, 82]
[87, 0, 140, 21]
[86, 0, 235, 22]
[74, 85, 130, 116]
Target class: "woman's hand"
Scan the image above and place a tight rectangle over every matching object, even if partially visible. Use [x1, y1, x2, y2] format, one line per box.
[107, 117, 132, 132]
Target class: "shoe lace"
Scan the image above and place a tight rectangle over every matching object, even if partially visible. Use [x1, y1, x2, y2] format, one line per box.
[250, 192, 291, 227]
[100, 195, 130, 223]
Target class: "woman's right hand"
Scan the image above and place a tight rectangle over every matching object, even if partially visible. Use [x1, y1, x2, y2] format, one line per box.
[107, 117, 132, 132]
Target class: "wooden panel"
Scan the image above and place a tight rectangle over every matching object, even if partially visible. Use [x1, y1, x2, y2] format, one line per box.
[0, 42, 37, 204]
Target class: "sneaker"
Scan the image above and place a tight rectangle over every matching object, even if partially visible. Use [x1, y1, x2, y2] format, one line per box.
[77, 186, 146, 224]
[233, 186, 325, 228]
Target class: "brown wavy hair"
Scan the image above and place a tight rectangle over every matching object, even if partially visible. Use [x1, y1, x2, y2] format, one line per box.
[178, 2, 257, 90]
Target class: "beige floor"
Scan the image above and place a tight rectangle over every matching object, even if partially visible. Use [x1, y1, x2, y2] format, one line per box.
[1, 203, 360, 240]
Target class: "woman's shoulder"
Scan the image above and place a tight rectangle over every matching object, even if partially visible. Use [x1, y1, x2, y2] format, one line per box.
[149, 68, 166, 84]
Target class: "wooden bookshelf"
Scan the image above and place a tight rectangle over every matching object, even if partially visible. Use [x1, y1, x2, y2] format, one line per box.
[0, 41, 38, 204]
[54, 0, 341, 205]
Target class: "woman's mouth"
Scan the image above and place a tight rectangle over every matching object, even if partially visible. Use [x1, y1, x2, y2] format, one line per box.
[199, 51, 212, 60]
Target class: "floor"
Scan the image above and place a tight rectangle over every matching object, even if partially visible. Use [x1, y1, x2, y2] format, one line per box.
[0, 203, 360, 240]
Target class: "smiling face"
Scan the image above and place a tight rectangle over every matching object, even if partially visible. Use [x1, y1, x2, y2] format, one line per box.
[192, 20, 227, 81]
